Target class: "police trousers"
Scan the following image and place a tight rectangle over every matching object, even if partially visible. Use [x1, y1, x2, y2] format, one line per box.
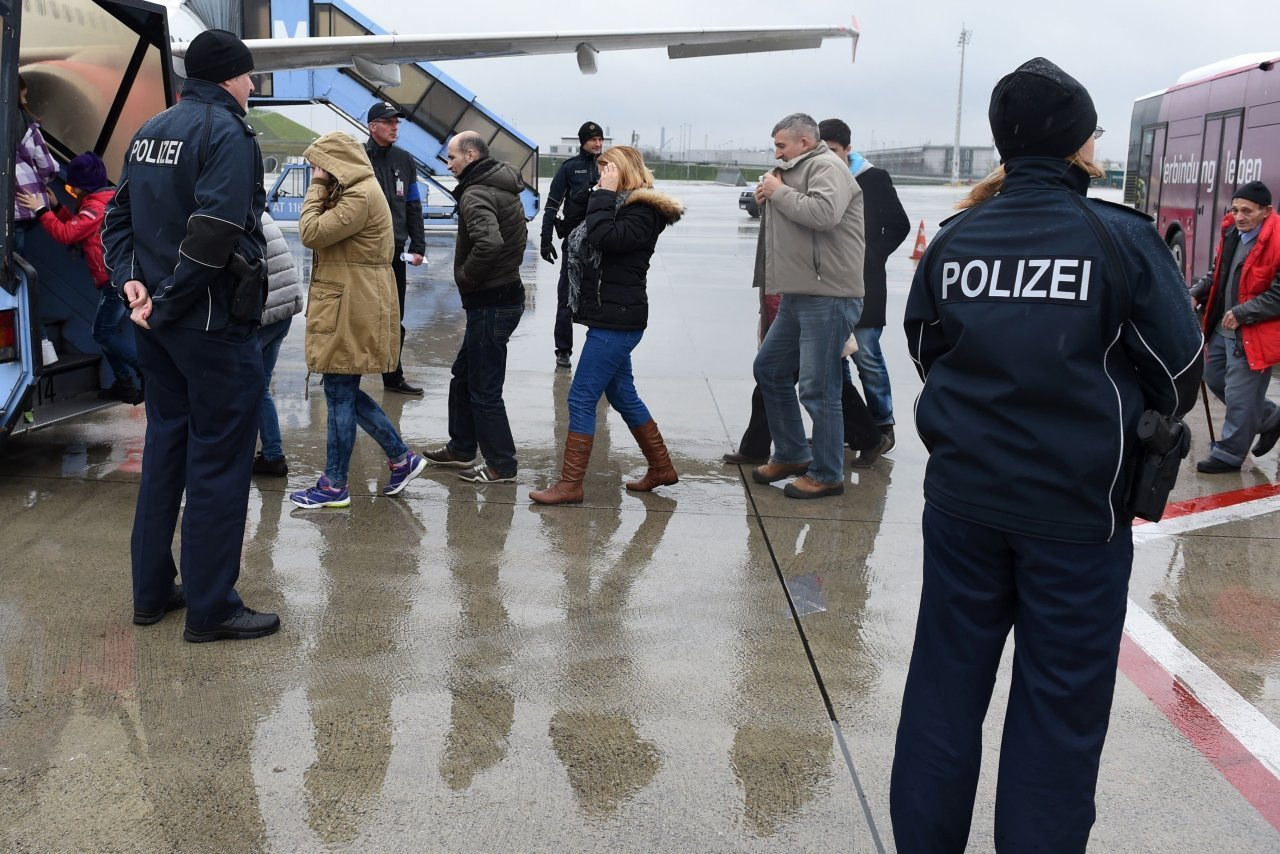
[890, 503, 1132, 853]
[131, 322, 262, 627]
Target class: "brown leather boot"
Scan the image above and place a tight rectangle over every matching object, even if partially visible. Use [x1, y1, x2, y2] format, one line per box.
[625, 419, 679, 492]
[530, 432, 594, 505]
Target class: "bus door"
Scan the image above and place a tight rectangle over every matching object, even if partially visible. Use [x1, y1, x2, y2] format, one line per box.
[1134, 125, 1167, 217]
[1194, 111, 1244, 278]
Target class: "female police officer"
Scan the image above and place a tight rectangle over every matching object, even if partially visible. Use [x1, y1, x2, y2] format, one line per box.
[890, 58, 1204, 852]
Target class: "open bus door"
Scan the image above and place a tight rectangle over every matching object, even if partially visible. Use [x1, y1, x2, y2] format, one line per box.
[0, 0, 173, 447]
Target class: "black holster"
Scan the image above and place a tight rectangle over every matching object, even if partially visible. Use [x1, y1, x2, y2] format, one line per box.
[226, 253, 267, 325]
[1126, 411, 1190, 522]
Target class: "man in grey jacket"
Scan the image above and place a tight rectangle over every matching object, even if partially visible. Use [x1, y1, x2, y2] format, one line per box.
[750, 113, 865, 499]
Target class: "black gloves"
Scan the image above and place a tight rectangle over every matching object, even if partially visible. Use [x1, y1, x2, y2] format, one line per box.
[540, 241, 558, 264]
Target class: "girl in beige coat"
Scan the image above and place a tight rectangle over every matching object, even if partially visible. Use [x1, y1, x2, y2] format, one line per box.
[289, 132, 425, 508]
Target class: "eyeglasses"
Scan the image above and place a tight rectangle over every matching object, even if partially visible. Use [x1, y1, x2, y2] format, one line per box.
[1093, 126, 1105, 140]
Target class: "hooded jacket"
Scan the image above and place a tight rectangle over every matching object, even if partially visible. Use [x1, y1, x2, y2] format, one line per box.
[451, 157, 528, 309]
[905, 158, 1204, 543]
[574, 187, 683, 331]
[299, 132, 399, 376]
[36, 188, 115, 287]
[753, 143, 865, 299]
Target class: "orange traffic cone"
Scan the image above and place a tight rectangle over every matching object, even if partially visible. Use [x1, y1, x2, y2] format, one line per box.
[910, 220, 927, 261]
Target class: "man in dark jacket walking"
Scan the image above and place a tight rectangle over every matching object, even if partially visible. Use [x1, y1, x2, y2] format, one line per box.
[539, 121, 603, 368]
[365, 101, 426, 395]
[424, 131, 527, 484]
[820, 118, 911, 464]
[102, 29, 279, 643]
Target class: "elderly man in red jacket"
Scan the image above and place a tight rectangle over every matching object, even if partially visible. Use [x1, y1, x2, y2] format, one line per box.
[17, 151, 143, 403]
[1190, 180, 1280, 472]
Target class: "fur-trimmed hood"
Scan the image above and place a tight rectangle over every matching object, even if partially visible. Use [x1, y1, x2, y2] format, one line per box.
[625, 188, 684, 225]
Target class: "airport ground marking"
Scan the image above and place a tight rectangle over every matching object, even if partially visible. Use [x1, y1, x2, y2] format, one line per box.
[1122, 482, 1280, 833]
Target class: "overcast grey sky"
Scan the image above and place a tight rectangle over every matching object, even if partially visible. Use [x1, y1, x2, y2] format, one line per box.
[345, 0, 1280, 163]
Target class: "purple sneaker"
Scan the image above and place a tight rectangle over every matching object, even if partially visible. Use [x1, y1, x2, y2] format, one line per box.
[290, 475, 350, 509]
[384, 451, 427, 495]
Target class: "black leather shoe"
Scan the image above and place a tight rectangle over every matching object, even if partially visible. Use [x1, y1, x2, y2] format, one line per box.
[1196, 456, 1240, 474]
[383, 378, 424, 395]
[183, 607, 281, 643]
[252, 453, 289, 476]
[1254, 422, 1280, 457]
[133, 584, 186, 626]
[723, 450, 768, 465]
[851, 433, 892, 469]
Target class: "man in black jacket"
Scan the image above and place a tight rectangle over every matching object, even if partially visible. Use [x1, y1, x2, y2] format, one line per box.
[423, 131, 527, 484]
[820, 118, 911, 465]
[103, 29, 279, 643]
[539, 121, 603, 368]
[365, 101, 426, 394]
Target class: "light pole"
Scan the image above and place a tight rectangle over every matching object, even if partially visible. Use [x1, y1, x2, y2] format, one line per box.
[952, 25, 973, 185]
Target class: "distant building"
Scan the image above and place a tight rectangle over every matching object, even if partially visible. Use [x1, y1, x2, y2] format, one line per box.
[864, 145, 996, 182]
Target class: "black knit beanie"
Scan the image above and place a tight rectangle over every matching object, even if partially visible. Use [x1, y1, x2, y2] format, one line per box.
[989, 57, 1096, 161]
[184, 29, 254, 83]
[1232, 181, 1272, 207]
[578, 121, 603, 144]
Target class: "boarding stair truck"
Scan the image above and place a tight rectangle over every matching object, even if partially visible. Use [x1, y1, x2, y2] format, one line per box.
[0, 0, 174, 448]
[254, 0, 540, 224]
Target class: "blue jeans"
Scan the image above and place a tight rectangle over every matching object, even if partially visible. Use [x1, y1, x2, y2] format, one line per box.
[257, 317, 292, 460]
[446, 304, 523, 476]
[753, 294, 861, 484]
[322, 374, 408, 487]
[568, 327, 651, 434]
[93, 284, 141, 384]
[1204, 331, 1279, 465]
[851, 325, 894, 427]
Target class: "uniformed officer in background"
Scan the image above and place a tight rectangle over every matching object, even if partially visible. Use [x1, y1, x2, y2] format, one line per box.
[365, 101, 426, 395]
[539, 120, 603, 369]
[891, 58, 1204, 852]
[103, 29, 280, 643]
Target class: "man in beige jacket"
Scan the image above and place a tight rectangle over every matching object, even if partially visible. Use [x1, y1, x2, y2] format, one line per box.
[750, 112, 865, 499]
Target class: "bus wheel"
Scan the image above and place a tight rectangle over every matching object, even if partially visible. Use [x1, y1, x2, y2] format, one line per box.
[1167, 231, 1186, 278]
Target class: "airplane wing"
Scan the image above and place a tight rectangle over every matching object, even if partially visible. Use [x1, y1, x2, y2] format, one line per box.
[171, 26, 859, 79]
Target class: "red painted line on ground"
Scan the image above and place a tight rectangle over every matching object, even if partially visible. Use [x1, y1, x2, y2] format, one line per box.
[1135, 482, 1280, 525]
[1118, 635, 1280, 833]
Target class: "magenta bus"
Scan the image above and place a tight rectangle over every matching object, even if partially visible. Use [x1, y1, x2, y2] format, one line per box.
[1126, 53, 1280, 283]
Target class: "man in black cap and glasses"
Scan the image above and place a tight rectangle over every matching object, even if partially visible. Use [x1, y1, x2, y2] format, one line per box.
[366, 101, 427, 395]
[103, 28, 279, 643]
[539, 120, 604, 368]
[1190, 180, 1280, 472]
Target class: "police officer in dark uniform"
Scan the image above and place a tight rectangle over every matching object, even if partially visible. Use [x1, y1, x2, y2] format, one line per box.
[539, 121, 603, 368]
[365, 102, 427, 395]
[103, 29, 279, 643]
[890, 58, 1204, 852]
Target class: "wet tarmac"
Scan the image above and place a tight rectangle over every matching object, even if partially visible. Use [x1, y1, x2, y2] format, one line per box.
[2, 182, 1280, 851]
